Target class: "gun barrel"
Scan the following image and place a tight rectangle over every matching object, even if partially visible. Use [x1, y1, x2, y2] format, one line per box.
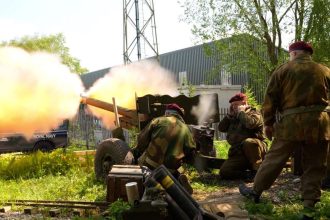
[81, 96, 137, 120]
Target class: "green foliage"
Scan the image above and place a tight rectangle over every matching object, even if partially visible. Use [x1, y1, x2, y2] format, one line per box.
[1, 33, 88, 74]
[0, 150, 105, 201]
[127, 127, 139, 148]
[244, 201, 275, 215]
[190, 181, 220, 192]
[301, 0, 330, 65]
[202, 35, 283, 103]
[180, 0, 330, 101]
[214, 140, 230, 159]
[0, 149, 83, 180]
[243, 85, 261, 109]
[243, 192, 330, 219]
[0, 169, 105, 201]
[315, 192, 330, 218]
[184, 165, 223, 192]
[106, 199, 131, 220]
[181, 0, 329, 64]
[178, 78, 196, 97]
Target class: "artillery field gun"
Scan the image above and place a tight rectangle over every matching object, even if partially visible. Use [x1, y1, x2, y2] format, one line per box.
[81, 94, 225, 219]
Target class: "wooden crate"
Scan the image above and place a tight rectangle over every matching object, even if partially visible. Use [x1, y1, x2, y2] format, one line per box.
[106, 165, 145, 203]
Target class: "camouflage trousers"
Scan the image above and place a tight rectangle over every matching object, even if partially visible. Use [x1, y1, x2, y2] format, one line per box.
[219, 138, 267, 179]
[253, 139, 328, 208]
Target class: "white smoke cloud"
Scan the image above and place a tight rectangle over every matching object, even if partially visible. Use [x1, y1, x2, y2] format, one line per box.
[191, 94, 217, 125]
[0, 46, 84, 138]
[86, 59, 179, 128]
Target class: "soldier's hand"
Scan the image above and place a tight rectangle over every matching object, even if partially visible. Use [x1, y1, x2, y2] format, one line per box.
[236, 104, 247, 113]
[228, 104, 235, 116]
[265, 126, 273, 140]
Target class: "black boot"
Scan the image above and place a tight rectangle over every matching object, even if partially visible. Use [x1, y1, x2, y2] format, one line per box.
[239, 183, 261, 203]
[243, 170, 257, 183]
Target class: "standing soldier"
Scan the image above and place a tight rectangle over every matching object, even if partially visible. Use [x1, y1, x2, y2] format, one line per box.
[239, 41, 330, 219]
[133, 103, 196, 194]
[218, 93, 267, 181]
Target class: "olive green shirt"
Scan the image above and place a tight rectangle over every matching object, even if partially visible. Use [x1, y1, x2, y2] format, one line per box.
[263, 54, 330, 141]
[218, 107, 265, 146]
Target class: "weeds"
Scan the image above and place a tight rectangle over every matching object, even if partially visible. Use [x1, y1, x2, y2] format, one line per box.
[214, 140, 230, 159]
[0, 149, 105, 202]
[106, 199, 131, 220]
[0, 149, 84, 179]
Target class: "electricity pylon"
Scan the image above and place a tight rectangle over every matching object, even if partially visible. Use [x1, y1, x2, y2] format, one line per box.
[123, 0, 159, 64]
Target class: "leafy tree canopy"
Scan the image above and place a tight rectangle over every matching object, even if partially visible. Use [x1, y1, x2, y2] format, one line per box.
[179, 0, 330, 103]
[1, 33, 88, 74]
[180, 0, 330, 69]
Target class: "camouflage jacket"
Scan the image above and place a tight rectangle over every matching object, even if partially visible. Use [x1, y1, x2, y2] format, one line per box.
[263, 54, 330, 141]
[135, 113, 196, 170]
[218, 107, 265, 146]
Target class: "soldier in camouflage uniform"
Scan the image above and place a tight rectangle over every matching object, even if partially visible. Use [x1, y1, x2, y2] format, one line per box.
[218, 93, 267, 181]
[239, 41, 330, 218]
[133, 103, 196, 194]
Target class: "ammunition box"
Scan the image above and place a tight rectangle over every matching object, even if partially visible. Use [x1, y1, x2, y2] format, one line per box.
[106, 165, 144, 202]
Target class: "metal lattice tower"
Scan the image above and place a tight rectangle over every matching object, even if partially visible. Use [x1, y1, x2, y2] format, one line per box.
[123, 0, 159, 64]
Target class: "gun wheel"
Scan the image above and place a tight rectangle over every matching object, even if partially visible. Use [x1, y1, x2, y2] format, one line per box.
[94, 138, 134, 181]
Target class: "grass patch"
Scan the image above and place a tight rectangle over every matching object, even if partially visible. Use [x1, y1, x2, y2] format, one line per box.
[214, 140, 230, 159]
[0, 149, 83, 179]
[184, 140, 229, 193]
[107, 199, 131, 220]
[0, 149, 106, 202]
[1, 143, 329, 219]
[0, 169, 105, 201]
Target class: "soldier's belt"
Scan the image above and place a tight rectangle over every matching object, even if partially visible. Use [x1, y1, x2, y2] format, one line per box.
[280, 105, 330, 118]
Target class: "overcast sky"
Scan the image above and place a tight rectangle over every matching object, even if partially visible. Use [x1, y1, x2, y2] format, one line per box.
[0, 0, 196, 72]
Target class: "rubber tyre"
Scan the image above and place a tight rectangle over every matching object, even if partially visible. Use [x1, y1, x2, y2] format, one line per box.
[34, 141, 55, 152]
[94, 138, 134, 181]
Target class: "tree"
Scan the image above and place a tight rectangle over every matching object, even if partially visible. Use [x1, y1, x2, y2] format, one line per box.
[1, 33, 88, 74]
[298, 0, 330, 64]
[181, 0, 329, 67]
[179, 0, 330, 102]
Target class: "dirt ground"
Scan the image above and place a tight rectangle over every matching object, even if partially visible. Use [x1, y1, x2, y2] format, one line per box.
[193, 170, 301, 204]
[190, 171, 302, 219]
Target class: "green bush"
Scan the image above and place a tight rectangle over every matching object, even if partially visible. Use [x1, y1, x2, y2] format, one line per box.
[243, 85, 261, 110]
[107, 199, 131, 220]
[315, 192, 330, 218]
[214, 140, 230, 159]
[0, 149, 81, 180]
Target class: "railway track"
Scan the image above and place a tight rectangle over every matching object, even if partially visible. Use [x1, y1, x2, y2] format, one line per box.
[0, 200, 111, 218]
[2, 199, 110, 209]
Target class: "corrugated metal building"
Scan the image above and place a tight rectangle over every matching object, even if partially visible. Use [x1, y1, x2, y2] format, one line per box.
[80, 41, 250, 91]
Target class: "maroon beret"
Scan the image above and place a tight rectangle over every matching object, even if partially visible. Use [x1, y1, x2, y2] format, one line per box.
[166, 103, 184, 116]
[289, 41, 313, 54]
[229, 93, 247, 103]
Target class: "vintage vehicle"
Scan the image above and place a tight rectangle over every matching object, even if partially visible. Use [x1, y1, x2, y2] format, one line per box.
[0, 120, 69, 154]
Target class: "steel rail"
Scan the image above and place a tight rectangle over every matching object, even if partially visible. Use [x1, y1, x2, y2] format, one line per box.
[1, 200, 111, 210]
